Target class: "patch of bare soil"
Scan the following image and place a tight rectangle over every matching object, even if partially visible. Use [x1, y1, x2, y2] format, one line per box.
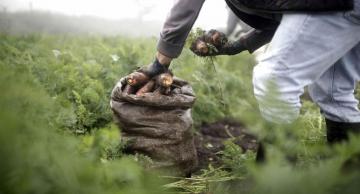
[194, 119, 258, 170]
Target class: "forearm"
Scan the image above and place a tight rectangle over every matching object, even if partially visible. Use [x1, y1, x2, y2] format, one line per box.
[219, 28, 276, 56]
[157, 0, 205, 59]
[240, 28, 276, 53]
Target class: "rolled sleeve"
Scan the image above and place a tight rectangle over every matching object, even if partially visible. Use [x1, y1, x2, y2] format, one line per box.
[157, 37, 185, 58]
[157, 0, 205, 58]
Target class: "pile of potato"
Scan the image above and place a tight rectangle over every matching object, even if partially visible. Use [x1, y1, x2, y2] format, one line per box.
[123, 71, 174, 96]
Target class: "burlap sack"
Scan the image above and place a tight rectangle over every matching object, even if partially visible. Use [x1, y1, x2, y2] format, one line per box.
[110, 77, 198, 176]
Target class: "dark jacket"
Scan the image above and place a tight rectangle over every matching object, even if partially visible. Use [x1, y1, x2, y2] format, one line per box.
[229, 0, 353, 13]
[157, 0, 354, 58]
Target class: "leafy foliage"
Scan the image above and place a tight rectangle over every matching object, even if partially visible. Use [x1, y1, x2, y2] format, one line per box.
[0, 61, 164, 194]
[1, 33, 360, 194]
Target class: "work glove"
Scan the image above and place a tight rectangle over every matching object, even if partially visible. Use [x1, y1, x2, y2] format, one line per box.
[136, 58, 169, 78]
[190, 29, 246, 57]
[124, 58, 169, 93]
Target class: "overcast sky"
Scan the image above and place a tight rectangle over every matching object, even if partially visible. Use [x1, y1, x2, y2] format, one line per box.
[0, 0, 228, 29]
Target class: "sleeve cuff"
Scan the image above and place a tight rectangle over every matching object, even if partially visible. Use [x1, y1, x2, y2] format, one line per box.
[157, 38, 184, 58]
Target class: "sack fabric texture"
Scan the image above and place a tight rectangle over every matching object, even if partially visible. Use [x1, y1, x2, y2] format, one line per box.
[110, 77, 198, 176]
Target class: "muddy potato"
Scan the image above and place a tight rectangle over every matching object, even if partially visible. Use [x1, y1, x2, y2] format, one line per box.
[190, 38, 210, 56]
[127, 72, 149, 87]
[206, 30, 228, 47]
[136, 80, 156, 96]
[196, 40, 209, 55]
[156, 72, 173, 88]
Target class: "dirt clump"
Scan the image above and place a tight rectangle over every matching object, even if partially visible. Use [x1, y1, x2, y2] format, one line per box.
[194, 119, 258, 170]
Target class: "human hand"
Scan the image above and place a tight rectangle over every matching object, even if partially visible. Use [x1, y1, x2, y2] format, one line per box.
[190, 29, 246, 57]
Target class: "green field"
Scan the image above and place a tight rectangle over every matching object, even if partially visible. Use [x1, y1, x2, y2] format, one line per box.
[1, 34, 359, 194]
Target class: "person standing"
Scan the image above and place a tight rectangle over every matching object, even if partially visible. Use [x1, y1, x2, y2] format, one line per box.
[141, 0, 359, 157]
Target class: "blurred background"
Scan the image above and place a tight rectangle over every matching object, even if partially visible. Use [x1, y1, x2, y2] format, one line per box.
[0, 0, 230, 36]
[3, 1, 359, 194]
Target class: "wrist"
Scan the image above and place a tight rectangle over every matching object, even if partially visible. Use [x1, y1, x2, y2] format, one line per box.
[146, 58, 168, 77]
[221, 40, 247, 55]
[156, 52, 172, 66]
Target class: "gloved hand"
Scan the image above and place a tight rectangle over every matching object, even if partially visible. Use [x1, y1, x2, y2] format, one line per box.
[125, 57, 169, 87]
[190, 29, 246, 57]
[143, 58, 169, 77]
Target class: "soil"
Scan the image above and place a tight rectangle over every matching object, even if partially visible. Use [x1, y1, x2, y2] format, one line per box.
[194, 119, 258, 170]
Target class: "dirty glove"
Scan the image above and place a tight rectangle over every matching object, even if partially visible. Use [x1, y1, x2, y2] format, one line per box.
[142, 58, 169, 77]
[190, 29, 246, 57]
[124, 58, 167, 92]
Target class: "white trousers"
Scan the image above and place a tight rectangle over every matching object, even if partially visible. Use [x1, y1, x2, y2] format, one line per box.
[253, 0, 360, 123]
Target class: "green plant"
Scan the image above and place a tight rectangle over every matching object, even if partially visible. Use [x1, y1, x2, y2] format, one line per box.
[0, 62, 164, 194]
[1, 33, 360, 194]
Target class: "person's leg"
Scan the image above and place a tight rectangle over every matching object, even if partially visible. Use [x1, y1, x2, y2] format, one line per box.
[309, 44, 360, 143]
[309, 44, 360, 123]
[253, 1, 360, 124]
